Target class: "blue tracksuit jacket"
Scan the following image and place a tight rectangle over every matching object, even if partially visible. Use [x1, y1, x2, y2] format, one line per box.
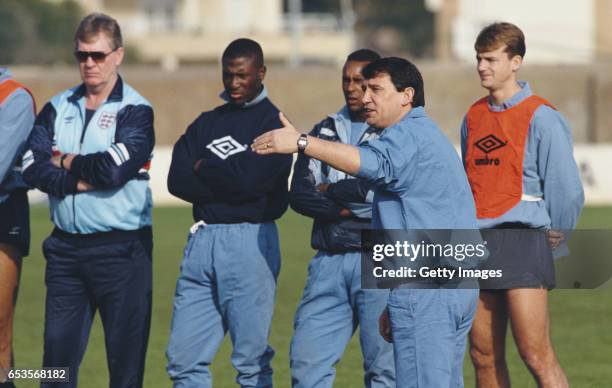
[22, 76, 154, 234]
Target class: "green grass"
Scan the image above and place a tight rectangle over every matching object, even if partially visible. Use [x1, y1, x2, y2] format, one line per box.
[13, 206, 612, 387]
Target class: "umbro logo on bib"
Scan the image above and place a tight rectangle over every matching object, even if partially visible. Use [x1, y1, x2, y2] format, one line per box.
[474, 135, 508, 166]
[98, 111, 116, 129]
[474, 134, 507, 166]
[474, 134, 506, 154]
[206, 136, 247, 160]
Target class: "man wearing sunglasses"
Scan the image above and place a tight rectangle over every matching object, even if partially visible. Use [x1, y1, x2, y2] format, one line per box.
[22, 13, 154, 388]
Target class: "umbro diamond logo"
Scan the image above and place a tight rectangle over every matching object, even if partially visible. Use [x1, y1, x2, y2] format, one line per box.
[474, 134, 507, 154]
[206, 136, 247, 160]
[474, 134, 507, 166]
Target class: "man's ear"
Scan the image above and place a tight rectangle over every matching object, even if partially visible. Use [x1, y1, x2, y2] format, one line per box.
[115, 47, 125, 66]
[402, 87, 415, 106]
[258, 65, 267, 81]
[511, 55, 523, 73]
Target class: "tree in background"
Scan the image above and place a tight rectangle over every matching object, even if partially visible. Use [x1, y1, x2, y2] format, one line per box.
[0, 0, 82, 64]
[355, 0, 434, 57]
[283, 0, 434, 58]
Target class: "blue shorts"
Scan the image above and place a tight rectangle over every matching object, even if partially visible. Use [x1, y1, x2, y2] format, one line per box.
[0, 189, 30, 257]
[479, 226, 555, 289]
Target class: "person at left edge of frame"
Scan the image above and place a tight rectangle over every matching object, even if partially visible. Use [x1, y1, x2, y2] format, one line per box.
[0, 67, 36, 388]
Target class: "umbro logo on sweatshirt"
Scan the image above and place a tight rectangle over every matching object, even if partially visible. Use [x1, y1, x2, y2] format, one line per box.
[206, 135, 247, 160]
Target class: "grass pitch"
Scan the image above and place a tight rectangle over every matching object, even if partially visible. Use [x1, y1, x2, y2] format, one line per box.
[13, 206, 612, 387]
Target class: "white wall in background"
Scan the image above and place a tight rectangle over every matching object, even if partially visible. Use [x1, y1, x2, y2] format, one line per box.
[28, 144, 612, 206]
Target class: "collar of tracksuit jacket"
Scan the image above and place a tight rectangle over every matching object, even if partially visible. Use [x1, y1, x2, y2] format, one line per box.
[219, 85, 268, 108]
[327, 106, 352, 144]
[0, 67, 12, 83]
[68, 75, 124, 104]
[328, 105, 383, 147]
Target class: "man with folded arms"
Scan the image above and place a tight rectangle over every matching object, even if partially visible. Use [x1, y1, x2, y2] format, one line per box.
[166, 38, 292, 387]
[288, 48, 394, 388]
[22, 13, 154, 388]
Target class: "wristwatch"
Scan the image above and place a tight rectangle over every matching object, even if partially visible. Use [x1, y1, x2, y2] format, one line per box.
[297, 134, 309, 154]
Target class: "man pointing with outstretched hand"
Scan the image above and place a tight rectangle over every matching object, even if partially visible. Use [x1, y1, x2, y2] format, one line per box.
[254, 111, 361, 173]
[253, 57, 480, 388]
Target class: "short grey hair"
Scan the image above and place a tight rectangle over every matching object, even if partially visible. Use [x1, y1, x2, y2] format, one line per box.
[74, 12, 122, 50]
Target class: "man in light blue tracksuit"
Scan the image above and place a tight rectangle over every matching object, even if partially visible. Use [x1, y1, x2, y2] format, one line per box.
[289, 49, 394, 388]
[253, 57, 480, 387]
[22, 14, 154, 388]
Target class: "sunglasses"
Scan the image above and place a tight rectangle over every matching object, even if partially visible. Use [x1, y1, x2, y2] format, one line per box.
[74, 48, 118, 63]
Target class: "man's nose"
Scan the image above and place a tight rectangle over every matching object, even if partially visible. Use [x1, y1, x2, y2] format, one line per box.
[362, 90, 371, 104]
[477, 59, 487, 71]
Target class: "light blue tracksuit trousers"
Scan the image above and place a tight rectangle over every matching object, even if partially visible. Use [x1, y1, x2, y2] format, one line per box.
[388, 287, 479, 388]
[290, 251, 395, 388]
[166, 222, 281, 388]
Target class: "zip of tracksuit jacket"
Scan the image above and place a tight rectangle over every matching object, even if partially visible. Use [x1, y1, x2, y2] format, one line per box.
[167, 87, 292, 224]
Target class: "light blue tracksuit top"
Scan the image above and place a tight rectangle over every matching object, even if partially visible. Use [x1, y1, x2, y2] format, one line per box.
[357, 107, 478, 230]
[314, 106, 375, 218]
[460, 81, 584, 231]
[22, 78, 154, 234]
[0, 68, 35, 203]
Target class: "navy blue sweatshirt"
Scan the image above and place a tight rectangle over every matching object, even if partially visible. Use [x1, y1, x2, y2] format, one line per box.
[167, 93, 291, 224]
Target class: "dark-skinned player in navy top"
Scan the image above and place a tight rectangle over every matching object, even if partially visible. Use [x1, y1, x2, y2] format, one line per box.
[165, 38, 292, 388]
